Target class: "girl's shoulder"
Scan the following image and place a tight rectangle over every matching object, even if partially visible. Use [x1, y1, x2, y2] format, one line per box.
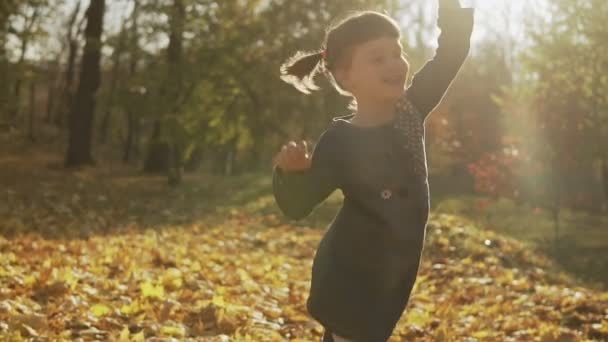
[330, 112, 395, 133]
[331, 113, 356, 125]
[310, 115, 353, 155]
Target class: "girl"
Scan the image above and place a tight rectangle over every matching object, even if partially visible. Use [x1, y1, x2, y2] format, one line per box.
[272, 1, 474, 341]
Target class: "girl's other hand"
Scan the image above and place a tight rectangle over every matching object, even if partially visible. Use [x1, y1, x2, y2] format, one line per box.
[439, 0, 461, 9]
[272, 140, 311, 172]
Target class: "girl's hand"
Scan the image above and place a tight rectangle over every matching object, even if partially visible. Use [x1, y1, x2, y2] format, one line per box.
[272, 140, 311, 172]
[439, 0, 461, 9]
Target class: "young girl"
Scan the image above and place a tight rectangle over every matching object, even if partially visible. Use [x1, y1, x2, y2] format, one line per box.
[272, 1, 474, 341]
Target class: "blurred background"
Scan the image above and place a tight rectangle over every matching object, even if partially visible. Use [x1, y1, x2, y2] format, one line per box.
[0, 0, 608, 276]
[0, 0, 608, 284]
[1, 0, 607, 292]
[1, 1, 608, 340]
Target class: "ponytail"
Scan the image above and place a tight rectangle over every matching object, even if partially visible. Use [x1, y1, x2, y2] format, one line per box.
[279, 49, 325, 94]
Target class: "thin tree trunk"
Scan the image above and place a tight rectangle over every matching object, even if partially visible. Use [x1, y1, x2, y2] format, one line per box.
[224, 137, 238, 176]
[10, 7, 40, 125]
[123, 110, 135, 162]
[65, 0, 105, 167]
[167, 142, 182, 186]
[56, 0, 82, 127]
[132, 113, 141, 158]
[99, 16, 128, 144]
[552, 171, 562, 256]
[28, 80, 35, 141]
[46, 74, 55, 123]
[0, 30, 9, 125]
[0, 0, 17, 123]
[143, 120, 168, 172]
[602, 159, 608, 211]
[166, 0, 185, 186]
[144, 0, 184, 181]
[122, 0, 140, 163]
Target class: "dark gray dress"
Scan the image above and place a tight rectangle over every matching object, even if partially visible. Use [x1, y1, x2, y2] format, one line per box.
[273, 5, 474, 341]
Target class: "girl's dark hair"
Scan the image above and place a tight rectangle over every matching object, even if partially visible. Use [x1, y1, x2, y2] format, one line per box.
[280, 10, 402, 98]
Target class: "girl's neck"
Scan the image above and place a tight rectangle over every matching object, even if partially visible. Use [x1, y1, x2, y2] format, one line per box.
[350, 97, 398, 127]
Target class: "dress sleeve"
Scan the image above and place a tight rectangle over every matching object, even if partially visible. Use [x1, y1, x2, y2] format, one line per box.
[405, 3, 475, 119]
[272, 128, 341, 221]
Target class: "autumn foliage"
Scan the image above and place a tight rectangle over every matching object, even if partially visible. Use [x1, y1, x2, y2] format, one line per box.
[0, 153, 607, 341]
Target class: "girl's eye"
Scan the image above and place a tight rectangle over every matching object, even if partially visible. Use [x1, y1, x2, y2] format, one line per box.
[372, 56, 384, 64]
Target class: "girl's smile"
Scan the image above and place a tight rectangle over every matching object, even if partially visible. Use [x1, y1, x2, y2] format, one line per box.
[333, 36, 409, 124]
[336, 36, 409, 104]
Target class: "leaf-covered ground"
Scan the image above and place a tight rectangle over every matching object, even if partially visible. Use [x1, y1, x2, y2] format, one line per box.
[1, 146, 608, 341]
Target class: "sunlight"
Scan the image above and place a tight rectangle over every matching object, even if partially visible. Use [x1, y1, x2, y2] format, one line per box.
[1, 0, 607, 340]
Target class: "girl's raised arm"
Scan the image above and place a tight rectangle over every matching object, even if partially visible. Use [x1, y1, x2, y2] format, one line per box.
[272, 128, 341, 221]
[405, 0, 474, 119]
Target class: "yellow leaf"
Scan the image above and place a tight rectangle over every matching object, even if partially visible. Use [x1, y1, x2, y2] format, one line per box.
[190, 261, 201, 272]
[472, 330, 492, 338]
[90, 303, 112, 317]
[592, 322, 608, 334]
[284, 306, 309, 323]
[161, 268, 183, 291]
[120, 300, 142, 315]
[212, 295, 225, 307]
[119, 327, 130, 342]
[131, 331, 145, 342]
[160, 324, 186, 337]
[405, 308, 431, 327]
[141, 281, 164, 300]
[58, 268, 78, 289]
[23, 274, 37, 286]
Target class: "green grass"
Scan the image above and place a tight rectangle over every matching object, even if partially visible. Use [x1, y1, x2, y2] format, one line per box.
[234, 170, 607, 290]
[235, 171, 607, 290]
[432, 193, 608, 290]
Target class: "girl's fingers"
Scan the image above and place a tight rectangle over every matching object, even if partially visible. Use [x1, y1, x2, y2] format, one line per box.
[274, 146, 285, 167]
[276, 151, 285, 166]
[300, 140, 308, 153]
[276, 140, 311, 170]
[284, 150, 294, 166]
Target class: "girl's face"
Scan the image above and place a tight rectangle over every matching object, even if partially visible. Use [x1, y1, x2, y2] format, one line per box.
[336, 36, 409, 104]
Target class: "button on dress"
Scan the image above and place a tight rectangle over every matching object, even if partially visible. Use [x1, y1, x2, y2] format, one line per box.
[273, 5, 474, 341]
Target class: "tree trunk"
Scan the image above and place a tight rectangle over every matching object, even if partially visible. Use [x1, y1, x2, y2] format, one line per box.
[10, 7, 40, 125]
[56, 0, 82, 127]
[11, 79, 21, 124]
[167, 142, 182, 186]
[143, 120, 168, 172]
[28, 81, 35, 141]
[122, 0, 140, 164]
[99, 16, 128, 144]
[602, 159, 608, 211]
[166, 0, 185, 186]
[45, 76, 55, 123]
[144, 0, 184, 184]
[224, 137, 238, 176]
[184, 145, 204, 172]
[0, 31, 8, 126]
[65, 0, 105, 167]
[132, 114, 141, 159]
[552, 173, 562, 256]
[1, 4, 16, 122]
[123, 110, 135, 163]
